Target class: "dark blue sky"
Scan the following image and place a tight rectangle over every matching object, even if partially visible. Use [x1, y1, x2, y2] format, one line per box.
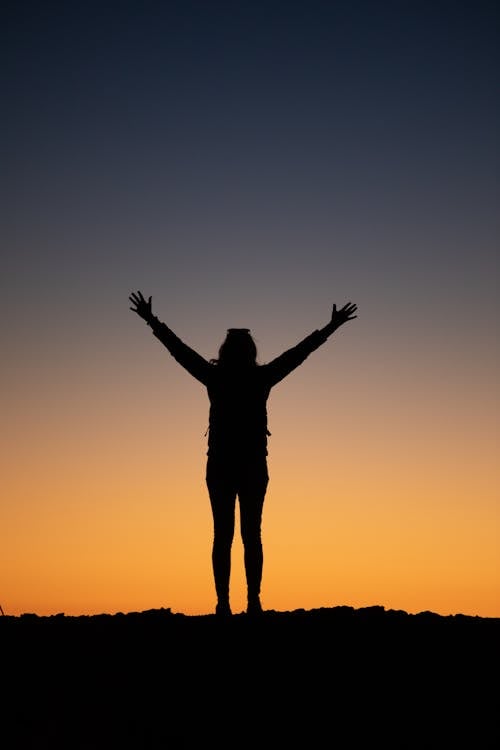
[2, 0, 498, 348]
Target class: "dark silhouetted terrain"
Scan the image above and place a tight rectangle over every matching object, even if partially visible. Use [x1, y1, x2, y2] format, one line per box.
[3, 605, 498, 748]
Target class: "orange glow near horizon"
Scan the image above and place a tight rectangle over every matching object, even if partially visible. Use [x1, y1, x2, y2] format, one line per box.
[2, 343, 499, 619]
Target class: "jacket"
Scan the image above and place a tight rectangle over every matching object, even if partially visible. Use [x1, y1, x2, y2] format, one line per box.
[149, 318, 332, 458]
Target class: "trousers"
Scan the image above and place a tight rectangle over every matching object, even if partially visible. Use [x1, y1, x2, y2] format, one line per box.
[206, 453, 269, 604]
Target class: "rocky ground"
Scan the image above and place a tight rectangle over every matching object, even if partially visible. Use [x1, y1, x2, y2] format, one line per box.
[3, 605, 498, 748]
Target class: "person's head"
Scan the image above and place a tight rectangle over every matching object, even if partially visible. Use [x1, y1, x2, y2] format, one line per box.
[213, 328, 258, 367]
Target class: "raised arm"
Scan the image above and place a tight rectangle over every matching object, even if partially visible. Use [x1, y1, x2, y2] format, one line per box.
[129, 290, 211, 385]
[264, 301, 358, 386]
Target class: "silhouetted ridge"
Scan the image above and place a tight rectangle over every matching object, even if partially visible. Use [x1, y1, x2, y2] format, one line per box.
[3, 605, 498, 748]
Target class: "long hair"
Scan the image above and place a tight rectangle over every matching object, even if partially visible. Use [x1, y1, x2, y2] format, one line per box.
[210, 328, 258, 367]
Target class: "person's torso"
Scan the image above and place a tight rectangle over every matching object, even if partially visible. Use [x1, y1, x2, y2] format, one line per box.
[206, 366, 271, 456]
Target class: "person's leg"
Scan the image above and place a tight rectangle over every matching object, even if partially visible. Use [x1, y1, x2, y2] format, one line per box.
[206, 458, 236, 615]
[239, 459, 269, 614]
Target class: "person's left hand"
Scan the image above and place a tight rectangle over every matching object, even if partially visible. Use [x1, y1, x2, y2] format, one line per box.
[129, 291, 153, 321]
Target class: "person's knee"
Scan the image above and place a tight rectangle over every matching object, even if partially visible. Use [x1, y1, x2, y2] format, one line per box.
[241, 525, 262, 548]
[213, 524, 235, 546]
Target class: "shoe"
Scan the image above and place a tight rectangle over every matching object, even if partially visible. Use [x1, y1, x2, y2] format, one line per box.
[246, 597, 263, 616]
[215, 601, 232, 617]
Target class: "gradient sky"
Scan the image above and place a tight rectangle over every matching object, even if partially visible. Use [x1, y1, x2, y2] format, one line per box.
[2, 0, 499, 618]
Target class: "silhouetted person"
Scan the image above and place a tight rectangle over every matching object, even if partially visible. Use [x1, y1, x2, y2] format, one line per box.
[129, 291, 357, 616]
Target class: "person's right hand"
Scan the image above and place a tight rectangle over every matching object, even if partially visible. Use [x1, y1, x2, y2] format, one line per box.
[330, 301, 357, 328]
[129, 291, 153, 321]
